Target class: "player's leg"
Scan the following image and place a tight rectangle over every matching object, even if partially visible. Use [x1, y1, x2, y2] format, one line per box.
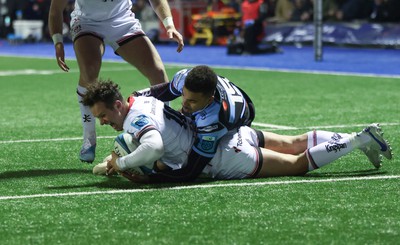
[73, 35, 104, 163]
[257, 128, 382, 167]
[258, 130, 352, 155]
[256, 135, 363, 178]
[305, 124, 392, 171]
[116, 35, 169, 85]
[302, 126, 386, 168]
[256, 148, 308, 177]
[258, 131, 308, 155]
[256, 124, 392, 177]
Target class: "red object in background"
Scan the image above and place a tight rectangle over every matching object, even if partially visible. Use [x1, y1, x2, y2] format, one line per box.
[241, 0, 263, 25]
[158, 0, 207, 42]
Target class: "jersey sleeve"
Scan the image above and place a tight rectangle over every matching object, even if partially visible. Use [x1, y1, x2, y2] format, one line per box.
[191, 102, 228, 157]
[133, 68, 190, 101]
[169, 68, 190, 96]
[117, 130, 164, 171]
[118, 113, 164, 171]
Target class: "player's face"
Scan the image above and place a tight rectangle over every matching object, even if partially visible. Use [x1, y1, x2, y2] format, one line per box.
[181, 87, 213, 114]
[90, 100, 125, 131]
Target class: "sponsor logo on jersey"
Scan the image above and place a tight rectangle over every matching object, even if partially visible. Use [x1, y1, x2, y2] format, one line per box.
[237, 128, 243, 147]
[200, 136, 215, 151]
[131, 115, 149, 129]
[197, 124, 219, 133]
[150, 98, 157, 115]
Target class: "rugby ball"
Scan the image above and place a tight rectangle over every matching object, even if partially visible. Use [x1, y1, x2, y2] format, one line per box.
[113, 133, 153, 175]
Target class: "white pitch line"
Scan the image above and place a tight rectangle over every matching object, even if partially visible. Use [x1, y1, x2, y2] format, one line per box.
[0, 136, 115, 144]
[256, 122, 400, 131]
[0, 175, 399, 201]
[2, 54, 400, 79]
[251, 122, 298, 130]
[0, 67, 135, 76]
[1, 122, 399, 144]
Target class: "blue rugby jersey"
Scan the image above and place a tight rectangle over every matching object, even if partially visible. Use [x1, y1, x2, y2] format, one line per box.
[139, 68, 254, 182]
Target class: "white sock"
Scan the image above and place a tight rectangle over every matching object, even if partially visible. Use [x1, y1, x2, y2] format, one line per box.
[77, 85, 96, 147]
[306, 134, 364, 171]
[307, 130, 351, 148]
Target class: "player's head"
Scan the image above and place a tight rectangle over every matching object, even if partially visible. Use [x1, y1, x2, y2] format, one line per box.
[82, 80, 127, 131]
[182, 65, 217, 114]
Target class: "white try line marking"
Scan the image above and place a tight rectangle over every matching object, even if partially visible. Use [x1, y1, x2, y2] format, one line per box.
[1, 122, 398, 144]
[1, 57, 400, 79]
[0, 136, 115, 144]
[0, 67, 134, 76]
[252, 122, 400, 131]
[1, 175, 399, 201]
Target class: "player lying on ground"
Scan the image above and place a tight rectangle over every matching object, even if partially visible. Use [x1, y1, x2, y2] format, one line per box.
[82, 80, 393, 182]
[90, 65, 256, 182]
[131, 65, 256, 181]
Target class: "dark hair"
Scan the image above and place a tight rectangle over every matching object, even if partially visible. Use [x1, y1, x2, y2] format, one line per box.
[82, 79, 123, 109]
[184, 65, 217, 97]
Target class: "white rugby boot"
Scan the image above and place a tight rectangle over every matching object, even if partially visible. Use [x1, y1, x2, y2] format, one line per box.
[358, 123, 392, 168]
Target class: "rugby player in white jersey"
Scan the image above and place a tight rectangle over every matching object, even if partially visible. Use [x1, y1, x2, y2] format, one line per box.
[48, 0, 184, 163]
[83, 80, 392, 182]
[131, 65, 256, 182]
[82, 80, 194, 174]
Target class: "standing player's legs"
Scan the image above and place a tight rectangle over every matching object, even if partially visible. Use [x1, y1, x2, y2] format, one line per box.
[73, 35, 104, 163]
[116, 35, 169, 85]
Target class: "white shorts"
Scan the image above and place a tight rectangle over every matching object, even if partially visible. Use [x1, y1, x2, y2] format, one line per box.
[203, 126, 263, 180]
[70, 10, 145, 51]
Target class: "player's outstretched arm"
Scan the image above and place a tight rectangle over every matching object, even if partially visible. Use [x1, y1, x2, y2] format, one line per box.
[134, 82, 180, 102]
[48, 0, 70, 72]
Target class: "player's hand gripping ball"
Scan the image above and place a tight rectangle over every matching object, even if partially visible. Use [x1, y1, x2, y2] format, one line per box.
[113, 133, 153, 175]
[93, 133, 153, 176]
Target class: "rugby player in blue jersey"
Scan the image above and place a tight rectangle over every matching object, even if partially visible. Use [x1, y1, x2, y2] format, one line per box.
[99, 66, 254, 183]
[83, 79, 392, 183]
[130, 65, 256, 182]
[129, 65, 393, 183]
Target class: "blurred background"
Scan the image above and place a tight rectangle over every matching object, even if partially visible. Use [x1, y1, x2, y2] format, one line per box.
[0, 0, 399, 48]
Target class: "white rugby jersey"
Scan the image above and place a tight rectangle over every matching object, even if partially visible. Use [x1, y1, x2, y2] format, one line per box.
[123, 96, 195, 170]
[72, 0, 132, 21]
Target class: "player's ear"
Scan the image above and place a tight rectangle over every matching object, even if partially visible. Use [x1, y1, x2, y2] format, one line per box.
[114, 100, 123, 110]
